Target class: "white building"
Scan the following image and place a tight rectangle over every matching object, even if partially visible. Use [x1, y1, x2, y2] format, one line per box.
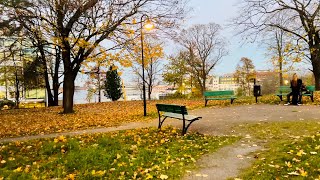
[206, 75, 240, 91]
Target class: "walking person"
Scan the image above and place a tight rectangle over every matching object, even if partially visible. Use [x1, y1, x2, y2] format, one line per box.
[285, 73, 302, 105]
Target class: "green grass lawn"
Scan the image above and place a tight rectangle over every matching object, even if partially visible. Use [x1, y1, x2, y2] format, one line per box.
[0, 126, 239, 179]
[235, 121, 320, 179]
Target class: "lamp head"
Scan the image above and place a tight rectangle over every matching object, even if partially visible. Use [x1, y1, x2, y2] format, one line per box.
[144, 19, 154, 30]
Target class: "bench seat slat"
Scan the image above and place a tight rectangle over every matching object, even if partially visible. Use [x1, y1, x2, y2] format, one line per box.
[275, 93, 290, 96]
[302, 93, 312, 96]
[163, 112, 202, 121]
[206, 97, 237, 100]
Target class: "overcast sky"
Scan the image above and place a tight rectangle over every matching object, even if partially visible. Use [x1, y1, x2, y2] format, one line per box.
[79, 1, 272, 86]
[182, 0, 270, 75]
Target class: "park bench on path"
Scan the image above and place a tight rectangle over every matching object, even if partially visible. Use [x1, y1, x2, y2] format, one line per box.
[302, 85, 315, 102]
[156, 104, 202, 135]
[275, 85, 315, 103]
[204, 90, 237, 106]
[275, 86, 291, 101]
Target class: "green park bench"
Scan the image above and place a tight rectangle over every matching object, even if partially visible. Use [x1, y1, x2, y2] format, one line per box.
[302, 85, 315, 102]
[275, 85, 315, 103]
[156, 104, 202, 135]
[204, 90, 237, 106]
[275, 86, 291, 101]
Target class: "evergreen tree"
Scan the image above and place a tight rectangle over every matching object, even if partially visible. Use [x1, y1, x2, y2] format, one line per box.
[104, 66, 122, 101]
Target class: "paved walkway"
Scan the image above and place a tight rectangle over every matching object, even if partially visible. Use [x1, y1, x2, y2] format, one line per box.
[1, 104, 320, 179]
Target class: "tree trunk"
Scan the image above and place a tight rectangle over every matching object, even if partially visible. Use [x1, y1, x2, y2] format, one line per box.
[44, 70, 54, 106]
[53, 77, 59, 106]
[311, 53, 320, 90]
[202, 77, 206, 96]
[63, 71, 75, 113]
[53, 47, 62, 106]
[279, 60, 283, 86]
[148, 85, 151, 100]
[15, 72, 20, 108]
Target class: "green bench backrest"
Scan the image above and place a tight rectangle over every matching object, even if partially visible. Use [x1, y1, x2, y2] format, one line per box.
[277, 85, 315, 92]
[277, 86, 291, 93]
[156, 104, 188, 115]
[204, 90, 234, 97]
[306, 85, 315, 92]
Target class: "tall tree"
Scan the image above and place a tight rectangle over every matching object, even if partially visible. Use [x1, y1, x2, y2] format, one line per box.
[267, 29, 302, 86]
[0, 0, 62, 106]
[234, 57, 256, 96]
[130, 37, 164, 100]
[0, 0, 187, 113]
[178, 23, 228, 95]
[105, 65, 122, 101]
[163, 51, 189, 90]
[233, 0, 320, 89]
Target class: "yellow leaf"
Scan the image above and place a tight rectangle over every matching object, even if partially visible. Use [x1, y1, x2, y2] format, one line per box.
[13, 167, 23, 172]
[300, 170, 308, 177]
[146, 173, 153, 179]
[117, 154, 121, 159]
[285, 161, 292, 168]
[66, 173, 76, 180]
[91, 170, 96, 175]
[160, 174, 168, 179]
[24, 165, 31, 173]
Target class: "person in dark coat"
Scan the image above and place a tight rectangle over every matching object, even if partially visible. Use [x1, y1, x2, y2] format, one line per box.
[285, 73, 302, 105]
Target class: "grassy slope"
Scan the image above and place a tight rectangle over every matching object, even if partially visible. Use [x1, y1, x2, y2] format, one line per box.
[0, 127, 239, 179]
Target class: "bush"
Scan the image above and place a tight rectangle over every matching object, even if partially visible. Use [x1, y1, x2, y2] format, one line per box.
[162, 92, 188, 99]
[0, 99, 16, 109]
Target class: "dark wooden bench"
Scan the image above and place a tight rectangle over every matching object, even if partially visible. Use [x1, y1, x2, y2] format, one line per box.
[275, 85, 315, 102]
[204, 90, 237, 106]
[156, 104, 202, 135]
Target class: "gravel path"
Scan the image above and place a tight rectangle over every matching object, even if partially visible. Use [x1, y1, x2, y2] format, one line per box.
[1, 104, 320, 179]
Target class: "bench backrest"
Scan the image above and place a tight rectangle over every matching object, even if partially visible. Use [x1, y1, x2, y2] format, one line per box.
[277, 85, 315, 92]
[156, 104, 188, 115]
[277, 86, 291, 93]
[204, 90, 234, 97]
[306, 85, 315, 92]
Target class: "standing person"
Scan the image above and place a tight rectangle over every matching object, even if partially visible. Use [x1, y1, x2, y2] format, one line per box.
[285, 73, 302, 105]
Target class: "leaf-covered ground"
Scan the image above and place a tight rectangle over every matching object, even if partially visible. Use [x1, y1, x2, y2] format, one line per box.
[235, 121, 320, 179]
[0, 127, 239, 179]
[0, 99, 205, 138]
[1, 93, 319, 139]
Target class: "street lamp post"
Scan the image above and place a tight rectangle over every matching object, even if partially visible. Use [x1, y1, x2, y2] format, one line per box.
[140, 14, 153, 116]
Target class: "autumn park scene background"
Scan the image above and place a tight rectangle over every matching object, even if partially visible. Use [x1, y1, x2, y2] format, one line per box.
[0, 0, 320, 179]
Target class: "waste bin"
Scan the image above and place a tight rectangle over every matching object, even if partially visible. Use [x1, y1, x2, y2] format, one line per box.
[253, 85, 261, 103]
[253, 85, 261, 97]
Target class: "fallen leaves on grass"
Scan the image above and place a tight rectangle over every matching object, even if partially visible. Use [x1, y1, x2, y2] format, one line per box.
[0, 99, 204, 138]
[0, 127, 239, 179]
[240, 132, 320, 179]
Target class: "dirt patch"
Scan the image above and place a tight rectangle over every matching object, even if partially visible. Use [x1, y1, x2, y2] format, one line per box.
[183, 140, 261, 180]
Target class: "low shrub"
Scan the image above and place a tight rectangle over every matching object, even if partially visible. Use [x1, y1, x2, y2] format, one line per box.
[0, 99, 15, 109]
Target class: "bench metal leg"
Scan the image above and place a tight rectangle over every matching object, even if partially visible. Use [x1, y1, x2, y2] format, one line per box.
[277, 95, 283, 101]
[158, 116, 168, 129]
[182, 119, 199, 135]
[311, 95, 314, 102]
[205, 100, 208, 106]
[231, 99, 235, 104]
[182, 119, 186, 135]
